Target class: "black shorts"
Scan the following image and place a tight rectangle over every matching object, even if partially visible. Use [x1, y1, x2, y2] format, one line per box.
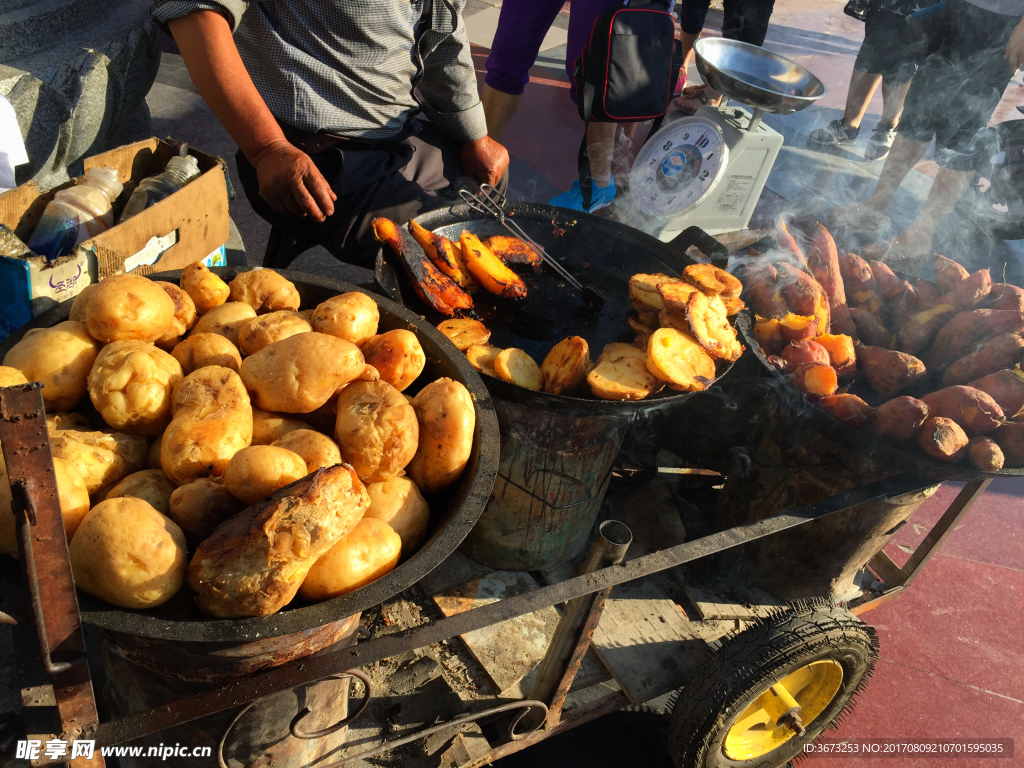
[898, 0, 1018, 170]
[853, 8, 919, 85]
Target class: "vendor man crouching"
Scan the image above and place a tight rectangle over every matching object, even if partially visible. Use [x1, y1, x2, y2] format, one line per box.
[155, 0, 509, 266]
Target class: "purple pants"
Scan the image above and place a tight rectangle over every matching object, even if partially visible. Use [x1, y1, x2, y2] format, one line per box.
[484, 0, 622, 101]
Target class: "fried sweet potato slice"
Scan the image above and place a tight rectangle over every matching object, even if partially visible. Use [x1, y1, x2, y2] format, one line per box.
[436, 318, 491, 351]
[645, 327, 716, 392]
[373, 218, 472, 315]
[459, 232, 528, 299]
[486, 236, 542, 268]
[465, 344, 502, 377]
[408, 220, 470, 286]
[681, 264, 743, 299]
[494, 348, 542, 390]
[588, 357, 659, 400]
[542, 336, 591, 395]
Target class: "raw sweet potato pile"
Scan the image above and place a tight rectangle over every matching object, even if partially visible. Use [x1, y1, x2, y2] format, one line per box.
[748, 221, 1024, 472]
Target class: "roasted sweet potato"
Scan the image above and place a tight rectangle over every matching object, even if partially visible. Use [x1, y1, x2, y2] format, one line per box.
[933, 254, 970, 294]
[781, 339, 830, 368]
[820, 393, 870, 427]
[486, 235, 542, 268]
[373, 218, 473, 314]
[941, 333, 1024, 387]
[968, 437, 1004, 471]
[927, 309, 1024, 371]
[806, 222, 855, 335]
[989, 283, 1024, 312]
[921, 385, 1004, 435]
[742, 262, 788, 318]
[900, 303, 956, 356]
[970, 368, 1024, 420]
[941, 268, 992, 311]
[790, 362, 838, 397]
[681, 263, 743, 299]
[777, 262, 829, 333]
[849, 308, 894, 348]
[408, 219, 471, 286]
[858, 344, 927, 396]
[913, 277, 941, 310]
[778, 313, 819, 342]
[869, 396, 930, 441]
[867, 260, 903, 298]
[459, 232, 528, 299]
[754, 317, 785, 355]
[992, 422, 1024, 467]
[839, 252, 881, 312]
[917, 417, 969, 462]
[776, 219, 808, 269]
[816, 334, 856, 377]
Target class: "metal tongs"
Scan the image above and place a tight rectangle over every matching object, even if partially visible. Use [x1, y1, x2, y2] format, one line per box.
[459, 185, 606, 310]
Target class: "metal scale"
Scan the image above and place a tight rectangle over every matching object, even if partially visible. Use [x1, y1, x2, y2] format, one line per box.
[618, 39, 826, 240]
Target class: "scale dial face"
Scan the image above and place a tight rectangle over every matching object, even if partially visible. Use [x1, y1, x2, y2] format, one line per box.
[629, 116, 729, 218]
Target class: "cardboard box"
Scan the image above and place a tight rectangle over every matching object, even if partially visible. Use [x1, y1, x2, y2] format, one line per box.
[0, 137, 230, 337]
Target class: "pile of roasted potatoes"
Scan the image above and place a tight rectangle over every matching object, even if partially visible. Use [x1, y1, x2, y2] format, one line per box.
[0, 265, 476, 618]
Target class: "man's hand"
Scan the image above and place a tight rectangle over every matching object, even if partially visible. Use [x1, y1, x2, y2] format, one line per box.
[460, 136, 510, 188]
[251, 139, 337, 222]
[1006, 17, 1024, 72]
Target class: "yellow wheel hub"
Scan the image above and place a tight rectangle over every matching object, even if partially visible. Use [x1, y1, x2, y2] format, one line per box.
[722, 660, 844, 761]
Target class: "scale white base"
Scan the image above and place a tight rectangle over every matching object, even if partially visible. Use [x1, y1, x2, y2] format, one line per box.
[617, 104, 784, 241]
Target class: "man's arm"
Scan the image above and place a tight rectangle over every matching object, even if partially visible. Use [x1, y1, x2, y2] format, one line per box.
[168, 10, 335, 221]
[418, 6, 509, 186]
[1007, 16, 1024, 73]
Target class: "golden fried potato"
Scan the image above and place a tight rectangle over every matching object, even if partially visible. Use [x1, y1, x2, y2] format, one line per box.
[167, 476, 245, 546]
[311, 293, 380, 346]
[3, 321, 98, 410]
[172, 333, 242, 374]
[629, 273, 675, 313]
[251, 407, 308, 445]
[0, 366, 27, 387]
[146, 431, 164, 469]
[0, 455, 90, 556]
[180, 262, 230, 314]
[189, 302, 257, 348]
[99, 469, 176, 516]
[69, 283, 98, 322]
[82, 274, 176, 343]
[273, 429, 342, 473]
[587, 357, 659, 400]
[298, 518, 401, 601]
[154, 282, 197, 350]
[494, 348, 542, 391]
[466, 344, 502, 377]
[645, 328, 716, 392]
[162, 367, 253, 485]
[188, 465, 370, 617]
[360, 330, 425, 392]
[436, 318, 491, 351]
[229, 269, 301, 314]
[597, 343, 646, 364]
[223, 445, 309, 504]
[237, 311, 311, 355]
[628, 316, 656, 336]
[46, 411, 91, 433]
[241, 333, 365, 413]
[407, 378, 475, 494]
[51, 428, 147, 494]
[334, 381, 418, 483]
[682, 263, 743, 299]
[365, 476, 429, 554]
[87, 341, 183, 437]
[69, 497, 187, 609]
[542, 336, 590, 395]
[297, 393, 341, 435]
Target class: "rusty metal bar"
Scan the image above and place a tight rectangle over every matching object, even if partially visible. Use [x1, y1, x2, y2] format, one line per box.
[528, 520, 632, 728]
[80, 471, 935, 749]
[0, 383, 104, 768]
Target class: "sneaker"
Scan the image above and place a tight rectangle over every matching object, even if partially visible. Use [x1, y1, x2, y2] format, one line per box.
[865, 123, 897, 161]
[808, 119, 859, 148]
[549, 178, 617, 212]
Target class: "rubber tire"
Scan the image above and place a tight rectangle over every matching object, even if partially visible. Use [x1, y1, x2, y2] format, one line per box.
[664, 598, 878, 768]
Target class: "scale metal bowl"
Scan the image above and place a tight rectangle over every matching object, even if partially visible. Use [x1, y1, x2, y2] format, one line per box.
[694, 38, 826, 122]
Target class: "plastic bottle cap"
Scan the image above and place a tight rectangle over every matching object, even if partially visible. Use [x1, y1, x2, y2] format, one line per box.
[82, 166, 124, 201]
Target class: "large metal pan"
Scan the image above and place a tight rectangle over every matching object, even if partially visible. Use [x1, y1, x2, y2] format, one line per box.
[0, 268, 500, 642]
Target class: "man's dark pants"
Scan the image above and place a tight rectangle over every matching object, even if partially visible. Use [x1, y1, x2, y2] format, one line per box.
[237, 120, 508, 268]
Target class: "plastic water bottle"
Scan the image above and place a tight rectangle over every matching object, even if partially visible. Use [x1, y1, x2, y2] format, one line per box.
[119, 155, 201, 223]
[27, 167, 124, 259]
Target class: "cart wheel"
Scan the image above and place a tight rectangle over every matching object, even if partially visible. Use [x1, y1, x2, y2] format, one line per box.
[665, 598, 877, 768]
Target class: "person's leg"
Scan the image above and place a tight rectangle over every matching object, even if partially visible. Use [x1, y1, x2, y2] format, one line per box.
[844, 70, 883, 130]
[587, 122, 617, 188]
[483, 0, 566, 140]
[721, 0, 776, 46]
[890, 167, 975, 258]
[861, 134, 930, 214]
[863, 77, 913, 161]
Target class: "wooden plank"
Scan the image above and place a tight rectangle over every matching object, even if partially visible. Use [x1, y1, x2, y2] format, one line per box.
[418, 550, 495, 597]
[675, 568, 784, 621]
